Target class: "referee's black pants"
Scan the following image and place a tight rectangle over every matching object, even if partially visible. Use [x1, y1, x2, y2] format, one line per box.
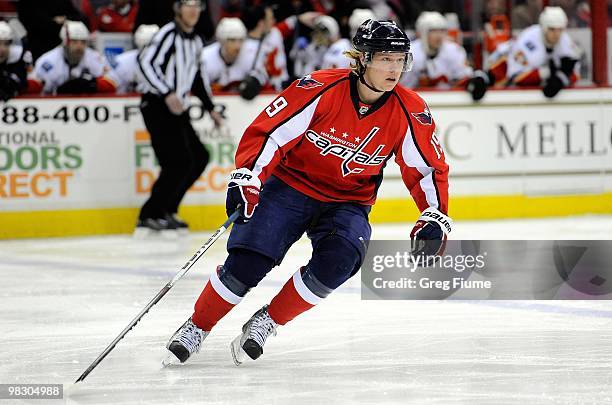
[139, 94, 210, 220]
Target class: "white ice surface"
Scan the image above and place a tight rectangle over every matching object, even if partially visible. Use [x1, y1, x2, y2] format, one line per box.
[1, 216, 612, 404]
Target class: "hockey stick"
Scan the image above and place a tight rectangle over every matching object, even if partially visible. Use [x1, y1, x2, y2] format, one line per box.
[75, 211, 240, 383]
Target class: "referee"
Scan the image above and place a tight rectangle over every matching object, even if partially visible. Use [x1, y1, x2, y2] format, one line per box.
[136, 0, 223, 235]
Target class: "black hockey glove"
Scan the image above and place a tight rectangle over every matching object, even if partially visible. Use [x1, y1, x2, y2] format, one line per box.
[226, 168, 262, 224]
[466, 70, 493, 101]
[0, 71, 18, 101]
[559, 56, 578, 77]
[543, 74, 565, 98]
[56, 76, 97, 94]
[410, 207, 453, 258]
[543, 57, 576, 98]
[239, 75, 262, 101]
[0, 88, 11, 102]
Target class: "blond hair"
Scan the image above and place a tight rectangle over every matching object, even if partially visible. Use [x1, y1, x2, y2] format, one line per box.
[343, 49, 365, 75]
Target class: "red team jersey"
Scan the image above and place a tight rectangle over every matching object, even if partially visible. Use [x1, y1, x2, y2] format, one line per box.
[235, 69, 449, 214]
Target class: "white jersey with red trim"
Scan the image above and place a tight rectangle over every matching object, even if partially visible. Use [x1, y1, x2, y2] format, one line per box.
[234, 69, 449, 213]
[321, 38, 352, 69]
[107, 49, 142, 93]
[485, 39, 513, 85]
[31, 46, 111, 94]
[506, 24, 579, 84]
[201, 38, 264, 90]
[401, 39, 473, 88]
[260, 27, 289, 90]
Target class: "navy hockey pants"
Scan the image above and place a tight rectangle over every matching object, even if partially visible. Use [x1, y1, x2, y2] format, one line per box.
[224, 176, 372, 292]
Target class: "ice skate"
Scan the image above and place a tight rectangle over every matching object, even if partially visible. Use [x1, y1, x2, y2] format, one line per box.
[165, 213, 189, 235]
[163, 317, 208, 366]
[230, 305, 277, 366]
[133, 217, 178, 239]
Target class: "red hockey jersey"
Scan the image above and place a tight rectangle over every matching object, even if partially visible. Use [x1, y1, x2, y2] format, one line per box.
[235, 69, 449, 214]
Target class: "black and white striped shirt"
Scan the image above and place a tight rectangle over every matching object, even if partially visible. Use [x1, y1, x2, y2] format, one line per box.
[137, 21, 212, 108]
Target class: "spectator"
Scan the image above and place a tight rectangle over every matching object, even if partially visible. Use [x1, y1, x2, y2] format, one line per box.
[485, 0, 506, 20]
[134, 0, 214, 42]
[219, 0, 244, 19]
[401, 11, 473, 89]
[0, 21, 31, 101]
[107, 24, 158, 93]
[28, 21, 116, 94]
[506, 7, 580, 97]
[17, 0, 87, 60]
[73, 0, 98, 30]
[550, 0, 590, 27]
[511, 0, 542, 29]
[96, 0, 138, 32]
[0, 1, 16, 13]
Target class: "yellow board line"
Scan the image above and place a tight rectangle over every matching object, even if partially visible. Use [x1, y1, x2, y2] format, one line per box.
[1, 193, 612, 239]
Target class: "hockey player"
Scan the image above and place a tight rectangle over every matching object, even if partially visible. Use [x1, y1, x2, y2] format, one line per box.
[320, 8, 376, 70]
[506, 6, 579, 98]
[29, 21, 116, 95]
[466, 39, 512, 101]
[291, 15, 341, 77]
[107, 24, 158, 94]
[164, 20, 451, 366]
[400, 11, 473, 89]
[0, 21, 31, 101]
[237, 4, 277, 100]
[261, 11, 322, 90]
[200, 18, 253, 92]
[469, 7, 580, 100]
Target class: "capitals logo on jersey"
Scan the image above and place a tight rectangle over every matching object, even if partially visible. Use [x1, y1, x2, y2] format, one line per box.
[305, 126, 387, 177]
[296, 74, 324, 89]
[411, 106, 433, 125]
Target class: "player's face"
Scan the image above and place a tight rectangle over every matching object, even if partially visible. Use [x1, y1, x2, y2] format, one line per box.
[544, 27, 563, 46]
[364, 52, 406, 91]
[222, 38, 243, 62]
[427, 29, 446, 51]
[179, 3, 202, 27]
[0, 40, 10, 63]
[66, 40, 87, 64]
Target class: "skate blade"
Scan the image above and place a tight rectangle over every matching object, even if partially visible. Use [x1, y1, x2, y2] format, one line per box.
[133, 229, 179, 240]
[162, 351, 182, 367]
[230, 334, 247, 366]
[160, 230, 179, 240]
[133, 227, 153, 239]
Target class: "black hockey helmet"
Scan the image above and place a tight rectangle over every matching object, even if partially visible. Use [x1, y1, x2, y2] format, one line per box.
[352, 19, 413, 73]
[352, 20, 411, 54]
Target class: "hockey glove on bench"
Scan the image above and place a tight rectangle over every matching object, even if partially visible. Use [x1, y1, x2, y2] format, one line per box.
[226, 168, 262, 224]
[410, 207, 453, 257]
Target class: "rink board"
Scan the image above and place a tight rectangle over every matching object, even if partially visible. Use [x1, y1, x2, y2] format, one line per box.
[1, 88, 611, 238]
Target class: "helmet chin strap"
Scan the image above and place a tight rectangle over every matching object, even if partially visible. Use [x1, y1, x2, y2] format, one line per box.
[358, 67, 385, 93]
